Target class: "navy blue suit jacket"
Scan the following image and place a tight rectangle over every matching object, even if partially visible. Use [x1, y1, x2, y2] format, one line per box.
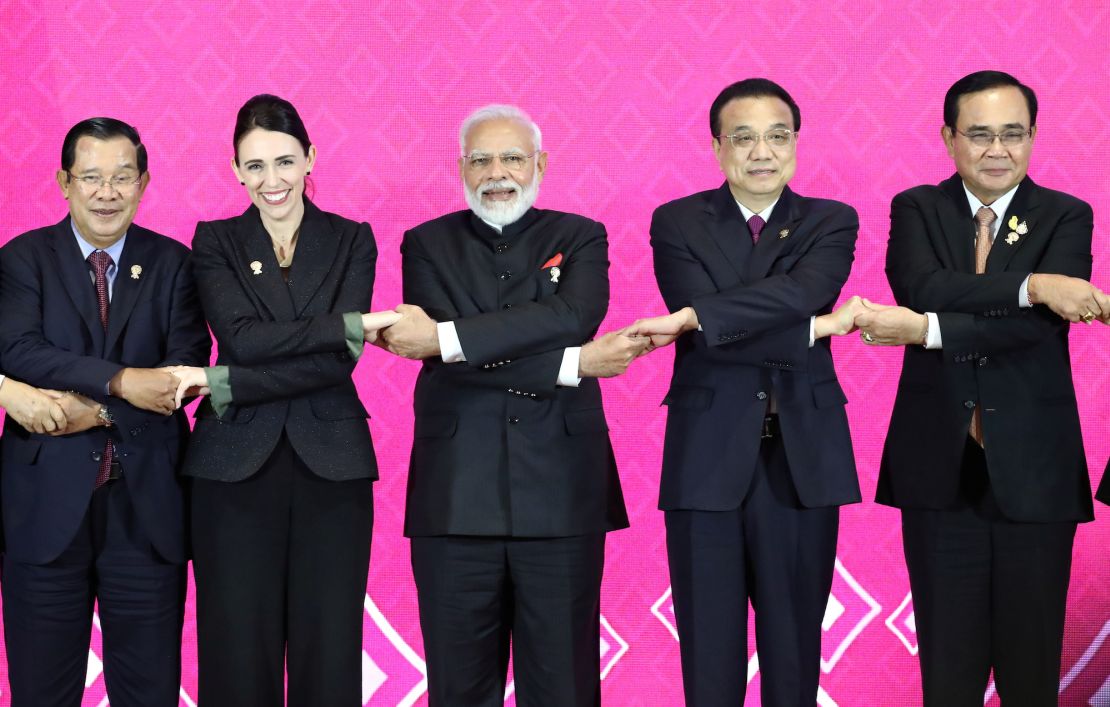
[0, 217, 210, 564]
[651, 183, 861, 510]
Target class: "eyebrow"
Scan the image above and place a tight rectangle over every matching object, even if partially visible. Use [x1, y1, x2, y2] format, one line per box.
[726, 122, 790, 132]
[963, 122, 1027, 131]
[75, 164, 137, 174]
[242, 154, 297, 165]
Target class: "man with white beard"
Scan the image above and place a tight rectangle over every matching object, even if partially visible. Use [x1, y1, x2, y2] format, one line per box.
[378, 104, 644, 706]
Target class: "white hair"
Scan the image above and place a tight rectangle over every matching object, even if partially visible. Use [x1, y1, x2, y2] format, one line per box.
[459, 104, 542, 154]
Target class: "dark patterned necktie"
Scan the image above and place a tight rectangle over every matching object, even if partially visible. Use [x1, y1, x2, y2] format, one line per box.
[747, 214, 765, 244]
[88, 251, 114, 488]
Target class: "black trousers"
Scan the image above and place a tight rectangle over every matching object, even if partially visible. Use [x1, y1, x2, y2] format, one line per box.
[903, 439, 1076, 707]
[191, 436, 374, 707]
[665, 419, 839, 707]
[410, 533, 606, 707]
[2, 478, 185, 707]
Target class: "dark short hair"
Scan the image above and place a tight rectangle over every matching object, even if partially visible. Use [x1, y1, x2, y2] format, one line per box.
[944, 71, 1038, 129]
[61, 117, 147, 174]
[233, 94, 312, 163]
[710, 78, 801, 137]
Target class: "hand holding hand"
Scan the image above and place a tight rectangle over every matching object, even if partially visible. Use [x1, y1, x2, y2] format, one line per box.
[0, 378, 67, 434]
[1028, 274, 1107, 323]
[377, 304, 441, 359]
[362, 310, 404, 344]
[578, 331, 652, 378]
[855, 299, 929, 346]
[109, 367, 179, 415]
[814, 295, 868, 339]
[161, 366, 210, 409]
[50, 392, 104, 435]
[624, 307, 700, 348]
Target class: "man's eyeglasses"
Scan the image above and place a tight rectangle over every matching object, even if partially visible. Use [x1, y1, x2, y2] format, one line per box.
[716, 129, 796, 150]
[463, 151, 538, 172]
[955, 129, 1031, 148]
[67, 172, 143, 194]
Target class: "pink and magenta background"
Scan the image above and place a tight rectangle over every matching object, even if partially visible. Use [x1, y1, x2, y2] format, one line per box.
[2, 2, 1109, 705]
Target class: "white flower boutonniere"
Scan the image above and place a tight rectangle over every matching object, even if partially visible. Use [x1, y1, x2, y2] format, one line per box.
[1005, 215, 1028, 245]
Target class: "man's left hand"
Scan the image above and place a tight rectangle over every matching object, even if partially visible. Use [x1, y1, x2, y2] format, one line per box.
[377, 304, 441, 359]
[50, 391, 104, 435]
[855, 299, 929, 346]
[624, 307, 700, 348]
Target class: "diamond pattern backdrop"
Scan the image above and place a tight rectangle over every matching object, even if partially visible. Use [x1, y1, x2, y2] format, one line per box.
[0, 1, 1108, 704]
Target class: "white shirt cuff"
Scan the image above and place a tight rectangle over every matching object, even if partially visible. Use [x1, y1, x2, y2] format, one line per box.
[1019, 274, 1032, 307]
[924, 312, 942, 349]
[0, 374, 6, 389]
[558, 347, 582, 387]
[809, 316, 816, 347]
[437, 321, 466, 363]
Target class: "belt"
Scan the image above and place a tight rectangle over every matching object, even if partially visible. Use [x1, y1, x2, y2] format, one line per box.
[760, 414, 780, 440]
[106, 460, 123, 481]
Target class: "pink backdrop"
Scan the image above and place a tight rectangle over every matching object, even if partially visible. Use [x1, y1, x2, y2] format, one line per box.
[1, 2, 1108, 705]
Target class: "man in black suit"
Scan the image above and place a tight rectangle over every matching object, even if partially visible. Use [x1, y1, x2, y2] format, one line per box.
[379, 104, 644, 706]
[626, 78, 863, 706]
[0, 118, 209, 706]
[856, 71, 1096, 706]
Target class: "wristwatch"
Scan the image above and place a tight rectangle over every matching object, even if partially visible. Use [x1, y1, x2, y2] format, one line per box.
[97, 405, 115, 428]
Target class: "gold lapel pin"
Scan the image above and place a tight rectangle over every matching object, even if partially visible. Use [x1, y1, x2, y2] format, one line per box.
[778, 228, 790, 239]
[250, 260, 263, 275]
[130, 265, 142, 280]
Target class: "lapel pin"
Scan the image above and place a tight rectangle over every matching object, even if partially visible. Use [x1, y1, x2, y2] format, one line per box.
[779, 228, 790, 239]
[250, 260, 263, 275]
[130, 265, 142, 280]
[550, 266, 561, 284]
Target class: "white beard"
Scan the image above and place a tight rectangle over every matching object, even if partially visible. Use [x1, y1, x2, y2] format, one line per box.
[464, 175, 540, 227]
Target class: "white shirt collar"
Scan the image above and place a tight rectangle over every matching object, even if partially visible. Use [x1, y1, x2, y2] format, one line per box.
[736, 197, 779, 223]
[962, 182, 1020, 236]
[71, 219, 127, 264]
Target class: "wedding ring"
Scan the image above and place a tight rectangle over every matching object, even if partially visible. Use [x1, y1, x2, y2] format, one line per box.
[1081, 311, 1096, 323]
[862, 331, 875, 343]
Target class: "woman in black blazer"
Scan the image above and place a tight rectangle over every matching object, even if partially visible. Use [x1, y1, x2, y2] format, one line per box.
[168, 94, 397, 706]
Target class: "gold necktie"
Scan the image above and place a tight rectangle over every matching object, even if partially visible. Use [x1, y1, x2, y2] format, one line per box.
[969, 206, 996, 446]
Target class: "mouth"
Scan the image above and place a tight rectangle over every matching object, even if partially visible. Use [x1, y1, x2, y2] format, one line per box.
[481, 188, 518, 202]
[90, 208, 120, 219]
[260, 189, 291, 205]
[746, 168, 777, 178]
[981, 168, 1011, 178]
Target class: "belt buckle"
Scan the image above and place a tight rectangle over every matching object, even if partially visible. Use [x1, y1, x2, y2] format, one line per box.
[760, 416, 775, 440]
[107, 461, 123, 481]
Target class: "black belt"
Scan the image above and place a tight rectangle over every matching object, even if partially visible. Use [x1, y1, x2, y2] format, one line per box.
[760, 414, 780, 440]
[106, 460, 123, 481]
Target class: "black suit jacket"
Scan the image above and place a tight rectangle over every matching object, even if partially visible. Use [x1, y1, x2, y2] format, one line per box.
[0, 218, 210, 564]
[1096, 459, 1109, 506]
[182, 200, 377, 482]
[651, 183, 860, 510]
[401, 208, 628, 537]
[876, 174, 1094, 523]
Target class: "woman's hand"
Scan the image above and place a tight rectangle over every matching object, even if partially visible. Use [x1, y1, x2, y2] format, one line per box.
[161, 366, 211, 409]
[362, 310, 403, 344]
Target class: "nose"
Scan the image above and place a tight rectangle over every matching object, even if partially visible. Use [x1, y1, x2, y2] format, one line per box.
[487, 156, 509, 180]
[749, 136, 773, 160]
[985, 135, 1008, 156]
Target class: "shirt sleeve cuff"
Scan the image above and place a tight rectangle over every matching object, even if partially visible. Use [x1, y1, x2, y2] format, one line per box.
[437, 321, 466, 363]
[808, 316, 816, 348]
[342, 312, 365, 361]
[924, 312, 943, 349]
[558, 347, 582, 387]
[0, 374, 6, 389]
[1019, 274, 1033, 307]
[205, 366, 232, 418]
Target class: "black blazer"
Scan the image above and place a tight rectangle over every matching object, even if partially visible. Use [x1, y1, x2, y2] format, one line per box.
[651, 183, 860, 510]
[0, 217, 210, 564]
[1098, 459, 1109, 506]
[876, 174, 1094, 523]
[401, 208, 628, 537]
[182, 199, 377, 482]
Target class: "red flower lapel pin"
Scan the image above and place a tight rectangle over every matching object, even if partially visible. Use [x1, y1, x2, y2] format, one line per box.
[541, 252, 563, 283]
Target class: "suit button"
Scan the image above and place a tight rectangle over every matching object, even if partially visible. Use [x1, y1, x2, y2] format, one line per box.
[498, 271, 513, 280]
[756, 391, 768, 401]
[508, 416, 519, 424]
[978, 357, 988, 366]
[495, 242, 510, 254]
[503, 303, 513, 309]
[91, 451, 102, 462]
[964, 400, 976, 409]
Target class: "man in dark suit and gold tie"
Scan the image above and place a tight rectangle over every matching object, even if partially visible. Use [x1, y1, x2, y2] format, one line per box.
[378, 104, 647, 706]
[0, 118, 209, 706]
[856, 70, 1097, 706]
[627, 78, 866, 706]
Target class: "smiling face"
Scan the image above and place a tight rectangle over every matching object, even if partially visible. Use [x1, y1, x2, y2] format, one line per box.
[232, 128, 315, 223]
[57, 135, 148, 248]
[459, 117, 547, 226]
[942, 85, 1036, 205]
[713, 96, 797, 212]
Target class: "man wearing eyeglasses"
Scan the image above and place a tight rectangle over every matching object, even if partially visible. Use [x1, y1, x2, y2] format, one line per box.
[852, 71, 1097, 706]
[0, 117, 209, 706]
[377, 104, 641, 706]
[625, 78, 863, 706]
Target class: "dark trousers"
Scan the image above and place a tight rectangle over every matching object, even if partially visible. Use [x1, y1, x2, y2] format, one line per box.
[2, 478, 185, 707]
[191, 436, 374, 707]
[903, 439, 1076, 707]
[410, 533, 606, 707]
[665, 421, 839, 707]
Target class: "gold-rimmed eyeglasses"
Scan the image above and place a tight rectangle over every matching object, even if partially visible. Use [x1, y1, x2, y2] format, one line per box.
[67, 172, 143, 194]
[716, 129, 796, 150]
[463, 151, 538, 173]
[955, 129, 1031, 148]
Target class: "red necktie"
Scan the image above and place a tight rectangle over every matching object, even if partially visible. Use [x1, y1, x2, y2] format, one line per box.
[747, 215, 765, 244]
[968, 206, 996, 447]
[88, 251, 114, 488]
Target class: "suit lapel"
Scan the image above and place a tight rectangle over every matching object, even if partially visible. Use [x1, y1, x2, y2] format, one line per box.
[235, 205, 296, 320]
[701, 182, 753, 283]
[747, 186, 800, 280]
[935, 174, 976, 273]
[287, 200, 340, 315]
[48, 218, 104, 350]
[987, 177, 1037, 273]
[104, 227, 154, 353]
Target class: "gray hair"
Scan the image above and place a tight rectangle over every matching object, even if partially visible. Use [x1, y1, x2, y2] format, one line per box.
[459, 104, 542, 154]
